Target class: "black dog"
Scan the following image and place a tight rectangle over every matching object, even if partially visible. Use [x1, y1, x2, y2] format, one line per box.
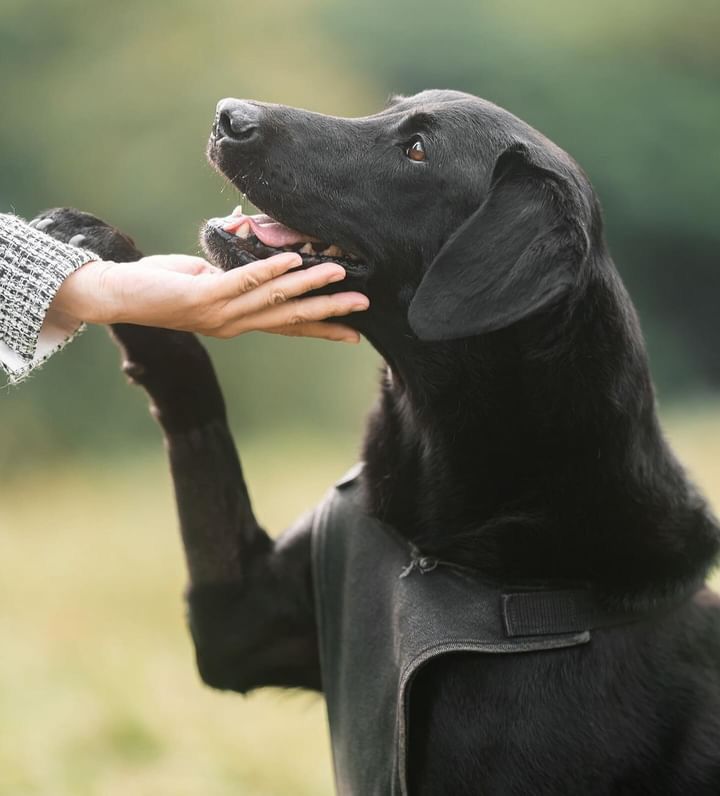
[37, 90, 720, 794]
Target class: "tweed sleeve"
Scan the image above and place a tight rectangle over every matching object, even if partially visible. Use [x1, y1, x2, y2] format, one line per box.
[0, 213, 97, 383]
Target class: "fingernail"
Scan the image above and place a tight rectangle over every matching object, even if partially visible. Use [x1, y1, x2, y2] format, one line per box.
[350, 300, 369, 311]
[329, 271, 346, 283]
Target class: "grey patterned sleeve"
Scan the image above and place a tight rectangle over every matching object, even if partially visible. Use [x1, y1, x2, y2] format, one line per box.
[0, 213, 97, 381]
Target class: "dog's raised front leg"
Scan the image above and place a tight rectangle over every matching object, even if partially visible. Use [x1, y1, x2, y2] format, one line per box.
[34, 208, 321, 692]
[113, 322, 321, 692]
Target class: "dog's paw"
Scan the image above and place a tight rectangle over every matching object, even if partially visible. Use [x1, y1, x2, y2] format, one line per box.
[31, 209, 218, 407]
[30, 208, 142, 263]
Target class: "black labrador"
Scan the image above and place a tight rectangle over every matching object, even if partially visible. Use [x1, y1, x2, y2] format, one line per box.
[37, 90, 720, 794]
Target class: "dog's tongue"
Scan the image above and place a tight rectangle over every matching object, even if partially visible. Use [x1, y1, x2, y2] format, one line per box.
[223, 212, 313, 248]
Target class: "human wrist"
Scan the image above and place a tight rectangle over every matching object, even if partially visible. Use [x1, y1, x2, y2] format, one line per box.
[50, 259, 119, 325]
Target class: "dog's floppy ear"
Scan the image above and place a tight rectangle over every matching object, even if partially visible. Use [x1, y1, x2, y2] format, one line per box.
[408, 143, 589, 340]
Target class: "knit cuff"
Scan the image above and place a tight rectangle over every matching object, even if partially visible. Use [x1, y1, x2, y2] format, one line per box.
[0, 214, 97, 381]
[0, 317, 87, 384]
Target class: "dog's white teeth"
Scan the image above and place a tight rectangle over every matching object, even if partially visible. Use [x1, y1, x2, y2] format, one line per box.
[300, 243, 314, 254]
[236, 222, 251, 239]
[322, 245, 343, 257]
[231, 204, 244, 217]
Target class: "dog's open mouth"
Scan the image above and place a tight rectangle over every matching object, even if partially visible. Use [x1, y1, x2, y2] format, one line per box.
[203, 206, 367, 277]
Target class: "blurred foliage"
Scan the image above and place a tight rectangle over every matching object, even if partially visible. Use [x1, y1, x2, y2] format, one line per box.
[1, 0, 718, 466]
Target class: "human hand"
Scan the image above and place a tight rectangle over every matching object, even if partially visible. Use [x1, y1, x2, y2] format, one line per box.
[51, 252, 369, 343]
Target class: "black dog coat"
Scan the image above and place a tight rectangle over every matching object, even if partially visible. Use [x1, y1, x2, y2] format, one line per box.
[312, 466, 693, 795]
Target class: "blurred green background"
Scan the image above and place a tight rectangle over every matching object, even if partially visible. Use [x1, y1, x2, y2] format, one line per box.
[1, 0, 718, 794]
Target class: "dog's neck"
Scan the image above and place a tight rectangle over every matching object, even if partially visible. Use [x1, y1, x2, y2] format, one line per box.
[358, 259, 719, 596]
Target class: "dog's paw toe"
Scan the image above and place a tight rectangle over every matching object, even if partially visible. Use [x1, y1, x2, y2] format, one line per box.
[29, 216, 57, 232]
[29, 208, 142, 262]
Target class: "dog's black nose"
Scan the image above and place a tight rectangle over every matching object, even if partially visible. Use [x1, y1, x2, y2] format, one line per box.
[215, 98, 261, 143]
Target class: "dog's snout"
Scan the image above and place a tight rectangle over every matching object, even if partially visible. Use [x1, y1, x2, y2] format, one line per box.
[215, 98, 261, 144]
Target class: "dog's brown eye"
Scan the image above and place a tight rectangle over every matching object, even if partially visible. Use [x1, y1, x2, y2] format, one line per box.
[406, 137, 426, 162]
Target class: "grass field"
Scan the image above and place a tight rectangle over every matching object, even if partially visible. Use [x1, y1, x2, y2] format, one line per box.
[1, 412, 720, 796]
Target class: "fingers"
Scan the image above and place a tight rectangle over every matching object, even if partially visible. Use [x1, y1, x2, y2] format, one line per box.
[270, 322, 362, 344]
[219, 260, 349, 318]
[215, 252, 305, 298]
[211, 291, 369, 338]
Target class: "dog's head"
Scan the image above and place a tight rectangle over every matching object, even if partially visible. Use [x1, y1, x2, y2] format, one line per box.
[202, 90, 595, 343]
